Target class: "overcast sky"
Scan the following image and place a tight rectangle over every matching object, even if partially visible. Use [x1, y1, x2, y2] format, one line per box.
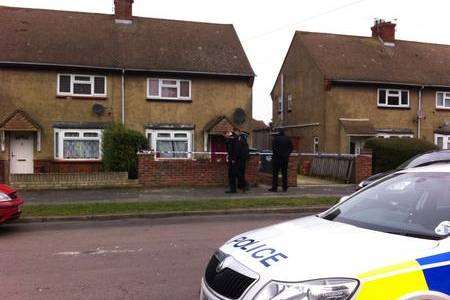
[1, 0, 449, 123]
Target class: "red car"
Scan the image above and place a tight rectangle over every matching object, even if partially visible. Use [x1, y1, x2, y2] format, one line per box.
[0, 184, 24, 224]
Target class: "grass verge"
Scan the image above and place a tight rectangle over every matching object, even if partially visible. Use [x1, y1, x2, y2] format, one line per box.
[22, 197, 338, 218]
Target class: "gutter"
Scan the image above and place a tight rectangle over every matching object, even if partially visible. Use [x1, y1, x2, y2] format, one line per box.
[121, 69, 125, 125]
[330, 79, 450, 89]
[0, 61, 255, 78]
[275, 123, 320, 130]
[417, 86, 425, 139]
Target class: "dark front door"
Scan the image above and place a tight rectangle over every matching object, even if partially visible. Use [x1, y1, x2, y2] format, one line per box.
[210, 135, 227, 162]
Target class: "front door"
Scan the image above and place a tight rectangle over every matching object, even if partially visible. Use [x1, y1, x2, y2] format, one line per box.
[10, 133, 34, 174]
[210, 135, 227, 161]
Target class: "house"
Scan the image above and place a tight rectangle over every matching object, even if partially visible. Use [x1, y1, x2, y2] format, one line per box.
[0, 0, 254, 180]
[271, 20, 450, 154]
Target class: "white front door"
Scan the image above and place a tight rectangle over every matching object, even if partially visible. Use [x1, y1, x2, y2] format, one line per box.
[10, 133, 34, 174]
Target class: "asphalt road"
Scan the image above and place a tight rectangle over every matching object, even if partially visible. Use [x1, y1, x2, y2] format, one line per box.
[0, 213, 306, 300]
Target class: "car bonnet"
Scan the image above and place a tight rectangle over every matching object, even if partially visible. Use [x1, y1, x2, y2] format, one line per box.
[219, 216, 439, 282]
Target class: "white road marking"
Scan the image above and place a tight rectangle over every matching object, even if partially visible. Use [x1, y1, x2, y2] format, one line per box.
[54, 247, 143, 256]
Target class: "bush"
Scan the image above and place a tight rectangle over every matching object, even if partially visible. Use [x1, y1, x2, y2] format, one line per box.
[365, 138, 438, 173]
[102, 123, 149, 179]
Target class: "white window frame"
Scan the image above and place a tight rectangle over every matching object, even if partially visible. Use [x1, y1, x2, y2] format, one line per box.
[435, 134, 450, 150]
[147, 78, 192, 100]
[287, 94, 293, 112]
[57, 74, 107, 97]
[377, 88, 410, 108]
[146, 129, 193, 159]
[377, 133, 414, 139]
[436, 91, 450, 109]
[54, 128, 103, 161]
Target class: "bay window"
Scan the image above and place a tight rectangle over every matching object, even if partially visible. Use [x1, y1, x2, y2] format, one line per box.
[436, 92, 450, 109]
[54, 129, 102, 160]
[435, 134, 450, 150]
[146, 130, 193, 159]
[378, 89, 409, 108]
[147, 78, 191, 100]
[57, 74, 107, 97]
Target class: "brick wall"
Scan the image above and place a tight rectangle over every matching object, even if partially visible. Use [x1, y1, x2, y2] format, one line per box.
[257, 156, 298, 188]
[34, 160, 103, 174]
[354, 154, 373, 183]
[138, 154, 297, 188]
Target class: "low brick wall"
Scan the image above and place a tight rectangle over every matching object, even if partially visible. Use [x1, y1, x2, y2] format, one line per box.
[0, 160, 5, 184]
[138, 154, 297, 188]
[354, 154, 373, 183]
[257, 156, 298, 188]
[10, 172, 135, 190]
[34, 160, 103, 174]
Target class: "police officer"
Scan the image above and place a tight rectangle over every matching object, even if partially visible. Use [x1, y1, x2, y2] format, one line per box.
[269, 129, 293, 192]
[237, 131, 250, 192]
[225, 130, 239, 194]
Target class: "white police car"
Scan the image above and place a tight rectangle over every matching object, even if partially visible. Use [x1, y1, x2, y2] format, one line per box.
[201, 164, 450, 300]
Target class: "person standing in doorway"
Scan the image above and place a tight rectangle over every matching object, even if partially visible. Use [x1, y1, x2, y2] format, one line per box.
[225, 130, 239, 193]
[237, 131, 250, 192]
[269, 129, 293, 192]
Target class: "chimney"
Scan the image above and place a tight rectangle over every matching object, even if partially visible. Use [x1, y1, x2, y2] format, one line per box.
[114, 0, 134, 23]
[371, 19, 396, 44]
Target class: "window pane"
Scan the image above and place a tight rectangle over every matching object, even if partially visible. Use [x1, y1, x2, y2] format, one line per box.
[387, 95, 399, 106]
[157, 133, 171, 138]
[378, 90, 386, 104]
[74, 76, 90, 81]
[437, 92, 444, 107]
[64, 132, 79, 137]
[401, 91, 409, 105]
[174, 133, 188, 138]
[84, 132, 99, 138]
[173, 141, 188, 158]
[445, 98, 450, 108]
[73, 83, 92, 95]
[180, 81, 190, 98]
[149, 79, 159, 96]
[161, 87, 178, 98]
[55, 132, 59, 158]
[63, 140, 100, 159]
[94, 77, 106, 95]
[156, 140, 173, 158]
[59, 75, 71, 93]
[162, 80, 177, 86]
[437, 137, 444, 149]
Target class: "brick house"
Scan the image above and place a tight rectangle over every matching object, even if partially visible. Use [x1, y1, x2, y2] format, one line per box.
[0, 0, 255, 180]
[271, 20, 450, 154]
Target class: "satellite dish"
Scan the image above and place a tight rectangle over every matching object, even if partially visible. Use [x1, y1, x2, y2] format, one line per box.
[93, 104, 106, 116]
[233, 108, 246, 125]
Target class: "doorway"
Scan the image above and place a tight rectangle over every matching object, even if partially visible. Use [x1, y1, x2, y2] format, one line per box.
[210, 135, 227, 161]
[10, 133, 34, 174]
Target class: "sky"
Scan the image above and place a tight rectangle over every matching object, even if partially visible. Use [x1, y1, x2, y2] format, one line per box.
[1, 0, 450, 123]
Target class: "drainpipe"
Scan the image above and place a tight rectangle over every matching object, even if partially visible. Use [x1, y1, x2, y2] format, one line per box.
[121, 69, 125, 125]
[418, 86, 424, 139]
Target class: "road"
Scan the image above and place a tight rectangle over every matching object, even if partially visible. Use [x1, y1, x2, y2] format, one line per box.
[0, 213, 307, 300]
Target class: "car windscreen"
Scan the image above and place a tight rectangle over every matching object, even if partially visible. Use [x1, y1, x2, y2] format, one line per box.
[323, 172, 450, 240]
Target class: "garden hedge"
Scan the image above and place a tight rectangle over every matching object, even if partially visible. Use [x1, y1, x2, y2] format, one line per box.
[365, 138, 438, 173]
[102, 123, 149, 179]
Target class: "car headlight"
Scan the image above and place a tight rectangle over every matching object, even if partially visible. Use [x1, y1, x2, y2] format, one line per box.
[0, 192, 12, 202]
[254, 278, 359, 300]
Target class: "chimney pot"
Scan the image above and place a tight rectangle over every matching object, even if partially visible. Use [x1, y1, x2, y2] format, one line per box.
[114, 0, 134, 21]
[371, 19, 396, 44]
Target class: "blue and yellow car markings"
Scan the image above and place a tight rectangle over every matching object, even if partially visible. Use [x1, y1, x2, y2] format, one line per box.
[355, 252, 450, 299]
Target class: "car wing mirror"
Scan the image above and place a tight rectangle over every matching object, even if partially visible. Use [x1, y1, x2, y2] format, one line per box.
[435, 221, 450, 237]
[339, 196, 350, 204]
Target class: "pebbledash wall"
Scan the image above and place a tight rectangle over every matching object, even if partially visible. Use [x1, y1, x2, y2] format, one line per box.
[138, 153, 298, 188]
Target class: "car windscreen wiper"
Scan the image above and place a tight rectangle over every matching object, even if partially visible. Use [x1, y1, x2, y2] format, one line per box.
[384, 231, 441, 241]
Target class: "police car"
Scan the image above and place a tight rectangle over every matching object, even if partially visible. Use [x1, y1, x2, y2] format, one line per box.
[201, 164, 450, 300]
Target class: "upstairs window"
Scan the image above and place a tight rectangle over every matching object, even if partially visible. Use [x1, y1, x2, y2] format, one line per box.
[57, 74, 107, 97]
[287, 94, 293, 112]
[378, 89, 409, 108]
[437, 92, 450, 109]
[278, 96, 283, 114]
[147, 78, 191, 100]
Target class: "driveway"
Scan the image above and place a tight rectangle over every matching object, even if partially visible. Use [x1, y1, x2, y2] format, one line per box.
[0, 213, 305, 300]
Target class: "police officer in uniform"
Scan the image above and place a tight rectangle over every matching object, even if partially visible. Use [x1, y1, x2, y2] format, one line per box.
[225, 130, 239, 193]
[269, 129, 293, 192]
[237, 131, 250, 192]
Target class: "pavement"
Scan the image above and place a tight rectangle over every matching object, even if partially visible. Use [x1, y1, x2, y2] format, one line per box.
[0, 213, 305, 300]
[21, 185, 357, 205]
